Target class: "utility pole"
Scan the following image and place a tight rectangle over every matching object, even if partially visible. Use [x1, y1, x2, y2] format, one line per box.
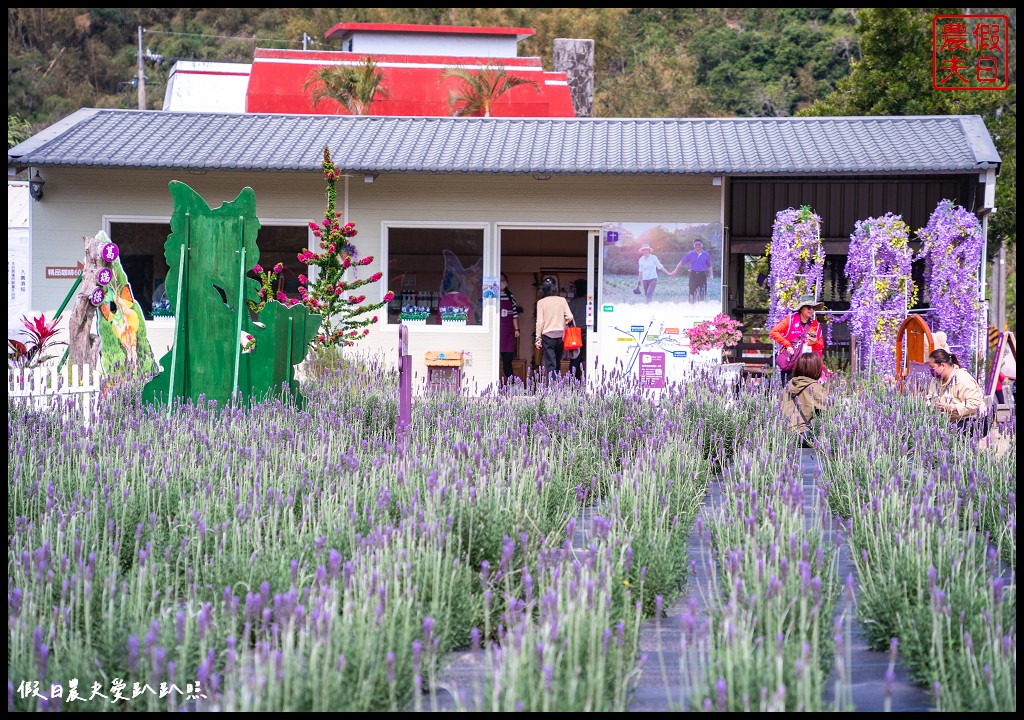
[137, 26, 146, 110]
[995, 241, 1007, 330]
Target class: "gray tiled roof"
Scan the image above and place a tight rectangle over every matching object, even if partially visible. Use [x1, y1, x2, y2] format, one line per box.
[8, 109, 1000, 176]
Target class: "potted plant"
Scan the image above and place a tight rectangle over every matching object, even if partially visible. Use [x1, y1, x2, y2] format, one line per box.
[440, 306, 469, 326]
[400, 305, 430, 325]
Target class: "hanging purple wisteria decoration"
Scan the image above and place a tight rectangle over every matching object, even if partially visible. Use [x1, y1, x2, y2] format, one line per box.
[843, 213, 916, 375]
[766, 206, 825, 329]
[917, 200, 984, 367]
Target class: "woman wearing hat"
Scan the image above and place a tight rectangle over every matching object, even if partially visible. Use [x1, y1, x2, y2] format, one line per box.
[770, 295, 826, 384]
[636, 244, 670, 303]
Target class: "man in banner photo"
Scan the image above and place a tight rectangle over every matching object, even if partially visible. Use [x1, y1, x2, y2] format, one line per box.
[670, 237, 713, 303]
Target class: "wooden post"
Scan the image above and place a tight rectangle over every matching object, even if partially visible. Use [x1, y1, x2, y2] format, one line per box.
[232, 219, 247, 400]
[397, 324, 412, 436]
[166, 242, 188, 411]
[68, 236, 110, 369]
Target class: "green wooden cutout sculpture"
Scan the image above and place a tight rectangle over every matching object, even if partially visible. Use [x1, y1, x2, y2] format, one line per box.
[142, 181, 318, 408]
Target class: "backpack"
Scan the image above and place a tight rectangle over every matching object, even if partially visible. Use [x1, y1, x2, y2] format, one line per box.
[785, 383, 818, 446]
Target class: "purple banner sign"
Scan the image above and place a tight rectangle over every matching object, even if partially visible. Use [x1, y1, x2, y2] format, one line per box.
[638, 351, 666, 389]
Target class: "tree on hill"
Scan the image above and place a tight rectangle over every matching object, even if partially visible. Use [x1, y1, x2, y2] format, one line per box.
[800, 7, 1016, 255]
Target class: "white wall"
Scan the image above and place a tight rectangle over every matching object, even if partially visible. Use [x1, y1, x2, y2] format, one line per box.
[8, 181, 31, 338]
[348, 32, 520, 58]
[29, 167, 722, 392]
[162, 62, 251, 113]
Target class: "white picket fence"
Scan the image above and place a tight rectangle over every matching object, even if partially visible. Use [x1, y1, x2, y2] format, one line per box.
[7, 363, 102, 425]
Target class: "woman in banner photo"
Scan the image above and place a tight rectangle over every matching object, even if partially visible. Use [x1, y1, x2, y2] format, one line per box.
[534, 276, 574, 379]
[670, 237, 714, 303]
[635, 244, 671, 303]
[498, 272, 520, 385]
[770, 294, 825, 385]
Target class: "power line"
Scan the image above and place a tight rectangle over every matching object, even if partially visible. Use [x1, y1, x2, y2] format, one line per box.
[144, 28, 319, 47]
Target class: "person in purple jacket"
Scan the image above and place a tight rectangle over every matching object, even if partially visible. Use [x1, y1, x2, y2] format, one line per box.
[670, 238, 714, 303]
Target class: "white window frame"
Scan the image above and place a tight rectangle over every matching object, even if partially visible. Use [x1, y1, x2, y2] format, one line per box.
[380, 220, 491, 334]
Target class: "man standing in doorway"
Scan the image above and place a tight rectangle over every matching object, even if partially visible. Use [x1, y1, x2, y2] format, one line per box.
[670, 238, 713, 303]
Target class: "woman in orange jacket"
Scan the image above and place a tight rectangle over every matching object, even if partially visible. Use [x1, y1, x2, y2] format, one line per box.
[770, 295, 825, 384]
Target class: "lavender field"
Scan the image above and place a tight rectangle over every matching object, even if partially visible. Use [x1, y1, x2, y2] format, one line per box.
[7, 358, 1016, 712]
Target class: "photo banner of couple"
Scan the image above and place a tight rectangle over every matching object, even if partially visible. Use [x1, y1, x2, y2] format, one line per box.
[599, 221, 726, 387]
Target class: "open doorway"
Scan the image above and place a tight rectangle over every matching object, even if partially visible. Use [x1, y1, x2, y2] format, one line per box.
[499, 228, 594, 384]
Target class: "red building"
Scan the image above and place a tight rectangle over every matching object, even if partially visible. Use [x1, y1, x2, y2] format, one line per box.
[244, 23, 576, 117]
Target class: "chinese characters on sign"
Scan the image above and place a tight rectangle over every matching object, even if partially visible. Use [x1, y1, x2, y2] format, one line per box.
[933, 14, 1009, 91]
[15, 679, 207, 705]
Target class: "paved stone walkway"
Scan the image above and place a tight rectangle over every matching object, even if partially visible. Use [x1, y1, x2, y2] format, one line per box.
[430, 449, 935, 712]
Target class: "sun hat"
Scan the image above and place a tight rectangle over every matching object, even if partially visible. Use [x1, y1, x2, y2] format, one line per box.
[931, 331, 949, 352]
[793, 294, 824, 311]
[638, 244, 652, 252]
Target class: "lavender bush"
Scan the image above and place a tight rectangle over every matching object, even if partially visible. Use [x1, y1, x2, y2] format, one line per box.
[815, 375, 1016, 712]
[7, 356, 1014, 712]
[692, 392, 841, 712]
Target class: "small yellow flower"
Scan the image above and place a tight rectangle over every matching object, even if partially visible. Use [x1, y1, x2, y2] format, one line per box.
[623, 579, 631, 586]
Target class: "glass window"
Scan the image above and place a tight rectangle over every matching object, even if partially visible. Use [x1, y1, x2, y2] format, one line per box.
[109, 221, 309, 320]
[385, 226, 485, 326]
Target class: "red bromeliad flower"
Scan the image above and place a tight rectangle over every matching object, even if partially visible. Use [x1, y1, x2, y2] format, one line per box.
[8, 313, 66, 369]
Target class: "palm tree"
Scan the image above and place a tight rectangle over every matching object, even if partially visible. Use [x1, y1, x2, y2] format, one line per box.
[441, 62, 540, 118]
[303, 57, 388, 116]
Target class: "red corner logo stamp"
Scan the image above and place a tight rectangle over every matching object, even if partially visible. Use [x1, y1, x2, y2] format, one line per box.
[933, 14, 1009, 91]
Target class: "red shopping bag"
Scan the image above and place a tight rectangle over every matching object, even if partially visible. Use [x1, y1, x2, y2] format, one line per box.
[563, 326, 583, 350]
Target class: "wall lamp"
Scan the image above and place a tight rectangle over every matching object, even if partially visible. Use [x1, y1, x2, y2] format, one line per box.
[28, 171, 46, 201]
[364, 173, 378, 184]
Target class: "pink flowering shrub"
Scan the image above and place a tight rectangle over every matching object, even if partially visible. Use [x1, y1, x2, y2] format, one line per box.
[686, 313, 744, 353]
[294, 147, 394, 349]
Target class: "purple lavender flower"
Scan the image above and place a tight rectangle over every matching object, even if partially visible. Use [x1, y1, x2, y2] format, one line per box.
[127, 635, 140, 673]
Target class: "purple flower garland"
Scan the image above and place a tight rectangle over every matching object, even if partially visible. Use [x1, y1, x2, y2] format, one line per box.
[843, 213, 916, 374]
[917, 200, 984, 367]
[767, 206, 825, 329]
